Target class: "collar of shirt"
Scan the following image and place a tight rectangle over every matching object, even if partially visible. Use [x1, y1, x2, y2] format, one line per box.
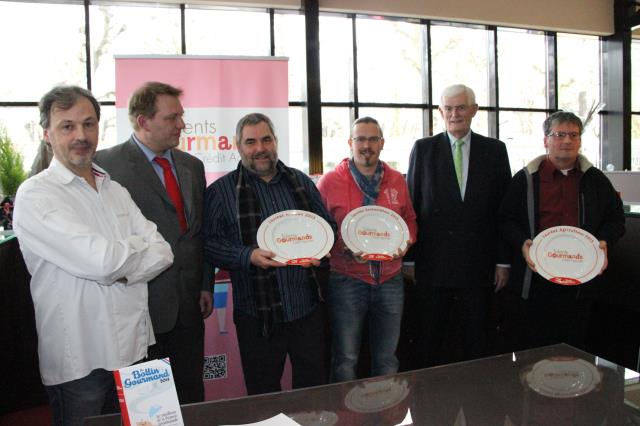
[539, 158, 579, 182]
[131, 133, 176, 185]
[131, 133, 174, 165]
[447, 130, 472, 150]
[47, 157, 109, 190]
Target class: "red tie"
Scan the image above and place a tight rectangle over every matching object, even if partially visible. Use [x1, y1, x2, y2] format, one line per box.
[154, 157, 187, 233]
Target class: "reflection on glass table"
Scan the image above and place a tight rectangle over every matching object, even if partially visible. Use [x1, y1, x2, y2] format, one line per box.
[85, 344, 640, 426]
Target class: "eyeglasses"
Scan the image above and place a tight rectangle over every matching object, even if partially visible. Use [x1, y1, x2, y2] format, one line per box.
[547, 131, 581, 140]
[351, 136, 383, 143]
[441, 105, 470, 113]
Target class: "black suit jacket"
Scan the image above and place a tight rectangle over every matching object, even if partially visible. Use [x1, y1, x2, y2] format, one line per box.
[406, 131, 512, 288]
[95, 138, 211, 333]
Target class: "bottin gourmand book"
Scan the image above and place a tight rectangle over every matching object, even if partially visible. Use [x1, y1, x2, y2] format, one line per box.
[114, 358, 184, 426]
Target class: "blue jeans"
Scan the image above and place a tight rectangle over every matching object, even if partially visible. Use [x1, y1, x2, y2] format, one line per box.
[46, 368, 119, 426]
[328, 272, 404, 382]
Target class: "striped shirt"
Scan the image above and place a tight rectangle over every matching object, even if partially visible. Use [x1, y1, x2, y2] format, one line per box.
[203, 165, 336, 322]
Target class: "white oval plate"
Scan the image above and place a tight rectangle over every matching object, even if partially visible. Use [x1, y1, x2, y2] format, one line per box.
[341, 206, 410, 261]
[525, 358, 601, 398]
[344, 378, 409, 413]
[257, 210, 334, 265]
[530, 226, 605, 285]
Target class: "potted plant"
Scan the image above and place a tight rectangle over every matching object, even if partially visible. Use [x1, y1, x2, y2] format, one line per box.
[0, 125, 27, 229]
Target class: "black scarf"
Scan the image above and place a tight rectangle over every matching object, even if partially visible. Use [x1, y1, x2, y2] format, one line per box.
[235, 160, 314, 336]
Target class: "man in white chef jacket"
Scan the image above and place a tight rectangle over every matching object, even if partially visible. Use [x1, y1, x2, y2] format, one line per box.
[13, 85, 174, 426]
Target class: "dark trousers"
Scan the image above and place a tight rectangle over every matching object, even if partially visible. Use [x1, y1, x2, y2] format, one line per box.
[148, 321, 205, 404]
[504, 276, 593, 351]
[417, 286, 490, 368]
[234, 306, 327, 395]
[45, 368, 118, 426]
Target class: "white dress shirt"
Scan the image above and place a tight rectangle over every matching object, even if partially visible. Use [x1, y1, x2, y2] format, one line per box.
[13, 158, 174, 385]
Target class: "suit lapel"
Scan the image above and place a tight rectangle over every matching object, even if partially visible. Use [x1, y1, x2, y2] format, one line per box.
[437, 133, 463, 203]
[125, 139, 175, 207]
[173, 150, 194, 223]
[465, 132, 483, 204]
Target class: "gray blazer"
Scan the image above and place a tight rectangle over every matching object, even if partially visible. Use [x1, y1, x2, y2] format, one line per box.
[95, 137, 211, 334]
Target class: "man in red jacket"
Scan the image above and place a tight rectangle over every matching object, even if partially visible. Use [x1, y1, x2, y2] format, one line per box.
[317, 116, 417, 382]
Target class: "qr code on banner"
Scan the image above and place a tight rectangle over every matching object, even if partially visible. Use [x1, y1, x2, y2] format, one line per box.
[203, 354, 227, 380]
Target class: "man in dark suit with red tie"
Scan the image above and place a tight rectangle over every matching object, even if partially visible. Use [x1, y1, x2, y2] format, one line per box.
[406, 84, 512, 367]
[95, 82, 213, 403]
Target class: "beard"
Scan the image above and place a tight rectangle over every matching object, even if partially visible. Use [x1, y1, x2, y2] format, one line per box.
[242, 150, 278, 177]
[54, 139, 95, 170]
[355, 149, 378, 167]
[69, 140, 95, 166]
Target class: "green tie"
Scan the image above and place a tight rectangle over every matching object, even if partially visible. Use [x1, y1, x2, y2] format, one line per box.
[454, 139, 465, 191]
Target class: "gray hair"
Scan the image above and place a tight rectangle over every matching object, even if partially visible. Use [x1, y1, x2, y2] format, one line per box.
[39, 86, 100, 129]
[235, 113, 277, 143]
[543, 111, 584, 136]
[441, 84, 477, 106]
[352, 116, 383, 138]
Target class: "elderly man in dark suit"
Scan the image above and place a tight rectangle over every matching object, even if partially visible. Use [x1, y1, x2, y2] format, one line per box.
[95, 81, 212, 403]
[406, 84, 512, 367]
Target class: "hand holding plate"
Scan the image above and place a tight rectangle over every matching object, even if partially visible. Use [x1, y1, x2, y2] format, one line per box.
[345, 247, 368, 263]
[521, 239, 537, 272]
[392, 240, 412, 260]
[299, 258, 321, 268]
[598, 240, 608, 274]
[352, 251, 369, 264]
[251, 248, 287, 269]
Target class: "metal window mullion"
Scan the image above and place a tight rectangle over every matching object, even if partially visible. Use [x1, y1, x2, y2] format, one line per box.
[488, 25, 498, 139]
[180, 4, 186, 54]
[303, 0, 322, 174]
[424, 19, 433, 136]
[84, 0, 92, 90]
[545, 31, 558, 112]
[269, 9, 275, 56]
[351, 14, 359, 121]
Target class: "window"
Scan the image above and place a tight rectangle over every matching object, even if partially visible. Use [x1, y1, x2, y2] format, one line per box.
[319, 14, 353, 103]
[185, 7, 269, 56]
[558, 33, 602, 167]
[275, 11, 308, 171]
[275, 12, 307, 103]
[499, 111, 547, 171]
[359, 107, 423, 172]
[496, 28, 548, 172]
[0, 2, 86, 101]
[431, 24, 490, 106]
[0, 2, 628, 175]
[90, 4, 181, 102]
[498, 28, 547, 109]
[356, 17, 424, 103]
[321, 107, 351, 171]
[319, 14, 428, 173]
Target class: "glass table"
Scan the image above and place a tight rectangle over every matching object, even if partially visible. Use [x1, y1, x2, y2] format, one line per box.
[85, 344, 640, 425]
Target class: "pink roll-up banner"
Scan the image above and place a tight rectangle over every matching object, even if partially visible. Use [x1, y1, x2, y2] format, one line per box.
[115, 55, 291, 400]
